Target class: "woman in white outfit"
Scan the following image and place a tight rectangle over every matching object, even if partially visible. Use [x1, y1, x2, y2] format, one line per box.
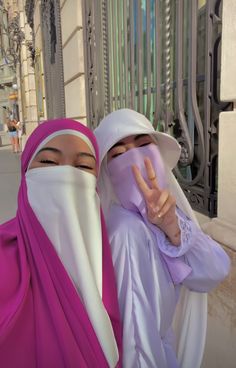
[94, 108, 230, 368]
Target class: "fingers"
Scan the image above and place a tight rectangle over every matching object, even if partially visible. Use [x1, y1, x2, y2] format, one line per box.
[132, 165, 150, 196]
[132, 157, 160, 194]
[144, 157, 159, 189]
[155, 191, 176, 218]
[147, 190, 175, 220]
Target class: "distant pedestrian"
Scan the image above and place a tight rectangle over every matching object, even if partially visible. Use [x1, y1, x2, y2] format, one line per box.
[6, 117, 19, 153]
[16, 120, 23, 152]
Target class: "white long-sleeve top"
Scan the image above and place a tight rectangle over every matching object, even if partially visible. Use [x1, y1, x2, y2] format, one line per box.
[107, 204, 230, 368]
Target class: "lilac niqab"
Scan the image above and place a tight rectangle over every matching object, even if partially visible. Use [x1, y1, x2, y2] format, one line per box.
[108, 144, 191, 284]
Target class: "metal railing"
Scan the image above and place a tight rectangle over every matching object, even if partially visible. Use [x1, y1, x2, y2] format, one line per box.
[83, 0, 232, 217]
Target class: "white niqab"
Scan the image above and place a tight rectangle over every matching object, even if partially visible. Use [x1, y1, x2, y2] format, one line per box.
[26, 133, 119, 368]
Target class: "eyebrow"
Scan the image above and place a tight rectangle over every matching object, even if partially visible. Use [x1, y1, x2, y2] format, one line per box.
[109, 134, 150, 150]
[37, 147, 61, 155]
[36, 147, 96, 161]
[77, 152, 96, 161]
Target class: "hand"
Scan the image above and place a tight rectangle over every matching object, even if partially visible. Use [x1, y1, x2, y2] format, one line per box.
[132, 157, 181, 246]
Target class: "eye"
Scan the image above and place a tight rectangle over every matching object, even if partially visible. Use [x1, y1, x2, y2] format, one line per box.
[137, 136, 153, 147]
[111, 152, 123, 158]
[76, 164, 94, 170]
[75, 156, 96, 173]
[39, 159, 58, 165]
[139, 142, 152, 147]
[108, 146, 126, 160]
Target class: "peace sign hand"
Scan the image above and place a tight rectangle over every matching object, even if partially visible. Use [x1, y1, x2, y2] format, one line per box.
[132, 157, 181, 246]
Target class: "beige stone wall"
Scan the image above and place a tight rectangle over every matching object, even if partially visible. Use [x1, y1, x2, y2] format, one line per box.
[201, 1, 236, 367]
[60, 0, 87, 123]
[202, 246, 236, 368]
[18, 0, 38, 140]
[218, 113, 236, 231]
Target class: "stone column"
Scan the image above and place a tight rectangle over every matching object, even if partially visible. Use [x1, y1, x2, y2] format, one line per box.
[60, 0, 87, 123]
[201, 1, 236, 367]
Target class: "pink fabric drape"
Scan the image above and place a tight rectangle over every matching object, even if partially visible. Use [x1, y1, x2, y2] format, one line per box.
[0, 119, 122, 367]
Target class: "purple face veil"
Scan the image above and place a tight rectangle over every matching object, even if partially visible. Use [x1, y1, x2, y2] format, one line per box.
[0, 119, 122, 367]
[107, 144, 167, 212]
[107, 144, 192, 284]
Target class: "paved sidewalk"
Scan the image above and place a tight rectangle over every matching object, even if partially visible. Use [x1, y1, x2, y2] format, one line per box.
[0, 144, 21, 224]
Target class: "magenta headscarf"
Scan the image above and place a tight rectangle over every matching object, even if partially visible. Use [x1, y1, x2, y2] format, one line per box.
[0, 119, 122, 367]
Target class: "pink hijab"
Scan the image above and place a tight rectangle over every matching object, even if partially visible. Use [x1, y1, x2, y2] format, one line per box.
[0, 119, 122, 367]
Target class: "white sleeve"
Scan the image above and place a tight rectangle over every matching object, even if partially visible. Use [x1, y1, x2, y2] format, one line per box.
[158, 208, 230, 292]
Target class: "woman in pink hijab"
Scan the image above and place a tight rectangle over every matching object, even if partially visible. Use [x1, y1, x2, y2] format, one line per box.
[0, 118, 122, 367]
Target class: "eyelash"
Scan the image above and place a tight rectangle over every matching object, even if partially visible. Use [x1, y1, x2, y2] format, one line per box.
[40, 159, 57, 165]
[112, 142, 151, 157]
[111, 153, 122, 158]
[77, 165, 94, 170]
[139, 142, 152, 147]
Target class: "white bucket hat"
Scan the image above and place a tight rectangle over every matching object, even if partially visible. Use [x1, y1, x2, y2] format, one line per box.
[94, 108, 181, 169]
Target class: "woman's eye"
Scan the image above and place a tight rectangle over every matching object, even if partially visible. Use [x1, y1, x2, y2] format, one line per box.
[138, 138, 153, 147]
[111, 152, 123, 158]
[39, 159, 57, 165]
[139, 142, 151, 147]
[77, 164, 94, 170]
